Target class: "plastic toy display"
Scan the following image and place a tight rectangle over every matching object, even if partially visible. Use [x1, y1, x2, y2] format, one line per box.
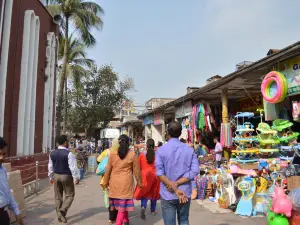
[272, 119, 299, 144]
[261, 71, 288, 104]
[256, 123, 280, 155]
[235, 177, 256, 216]
[231, 112, 259, 164]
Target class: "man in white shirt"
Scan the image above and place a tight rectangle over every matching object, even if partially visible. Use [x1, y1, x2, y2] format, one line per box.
[214, 137, 223, 168]
[0, 137, 24, 225]
[48, 135, 80, 223]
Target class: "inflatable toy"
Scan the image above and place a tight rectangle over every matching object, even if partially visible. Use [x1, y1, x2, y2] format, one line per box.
[261, 71, 288, 104]
[267, 212, 289, 225]
[270, 186, 293, 217]
[289, 188, 300, 212]
[235, 177, 256, 216]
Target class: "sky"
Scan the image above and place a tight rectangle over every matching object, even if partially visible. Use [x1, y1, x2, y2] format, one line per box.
[87, 0, 300, 107]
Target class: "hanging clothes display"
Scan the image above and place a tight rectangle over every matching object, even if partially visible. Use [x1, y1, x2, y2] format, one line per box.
[198, 104, 206, 130]
[292, 101, 300, 121]
[207, 104, 216, 128]
[220, 123, 232, 147]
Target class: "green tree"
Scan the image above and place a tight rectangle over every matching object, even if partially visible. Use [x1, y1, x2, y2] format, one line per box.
[58, 34, 94, 133]
[44, 0, 104, 137]
[68, 65, 134, 136]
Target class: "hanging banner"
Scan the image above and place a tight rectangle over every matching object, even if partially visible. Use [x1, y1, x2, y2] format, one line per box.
[143, 115, 152, 125]
[175, 101, 193, 118]
[280, 56, 300, 96]
[230, 94, 262, 114]
[153, 112, 163, 125]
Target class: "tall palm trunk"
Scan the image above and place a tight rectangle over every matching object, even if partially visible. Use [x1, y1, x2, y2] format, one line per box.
[63, 78, 68, 133]
[56, 17, 69, 137]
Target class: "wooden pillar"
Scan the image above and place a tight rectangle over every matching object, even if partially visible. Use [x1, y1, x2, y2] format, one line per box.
[221, 89, 228, 123]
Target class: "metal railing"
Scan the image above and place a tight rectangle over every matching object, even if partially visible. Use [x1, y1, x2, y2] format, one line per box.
[22, 161, 48, 198]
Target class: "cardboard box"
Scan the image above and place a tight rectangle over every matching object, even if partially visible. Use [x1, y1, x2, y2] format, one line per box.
[287, 176, 300, 191]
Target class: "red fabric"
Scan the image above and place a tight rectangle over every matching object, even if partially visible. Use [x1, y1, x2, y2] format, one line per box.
[134, 154, 160, 200]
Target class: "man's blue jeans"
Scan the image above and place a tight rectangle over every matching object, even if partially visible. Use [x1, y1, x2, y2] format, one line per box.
[161, 198, 191, 225]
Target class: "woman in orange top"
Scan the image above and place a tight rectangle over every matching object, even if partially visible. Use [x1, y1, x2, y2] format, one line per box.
[134, 139, 160, 220]
[103, 135, 142, 225]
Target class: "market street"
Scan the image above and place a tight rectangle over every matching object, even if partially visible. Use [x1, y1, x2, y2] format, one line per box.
[24, 174, 266, 225]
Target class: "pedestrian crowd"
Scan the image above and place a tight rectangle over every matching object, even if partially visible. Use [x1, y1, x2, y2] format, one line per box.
[0, 121, 224, 225]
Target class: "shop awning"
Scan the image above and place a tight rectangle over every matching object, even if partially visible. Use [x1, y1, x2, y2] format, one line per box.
[138, 41, 300, 119]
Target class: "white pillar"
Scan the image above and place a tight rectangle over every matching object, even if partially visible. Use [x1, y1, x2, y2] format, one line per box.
[23, 13, 36, 155]
[0, 0, 13, 136]
[43, 33, 56, 151]
[29, 18, 40, 155]
[17, 11, 40, 156]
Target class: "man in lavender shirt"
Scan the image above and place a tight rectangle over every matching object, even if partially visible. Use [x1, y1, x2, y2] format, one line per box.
[155, 122, 199, 225]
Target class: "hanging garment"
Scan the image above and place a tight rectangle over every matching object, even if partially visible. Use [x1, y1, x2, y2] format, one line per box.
[198, 104, 206, 130]
[180, 128, 188, 141]
[220, 123, 232, 147]
[195, 105, 200, 129]
[292, 101, 300, 121]
[207, 104, 216, 128]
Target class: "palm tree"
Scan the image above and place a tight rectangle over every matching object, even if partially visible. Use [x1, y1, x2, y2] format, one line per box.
[58, 34, 94, 133]
[44, 0, 104, 136]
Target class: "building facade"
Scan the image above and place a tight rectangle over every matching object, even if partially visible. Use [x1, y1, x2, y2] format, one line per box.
[0, 0, 58, 180]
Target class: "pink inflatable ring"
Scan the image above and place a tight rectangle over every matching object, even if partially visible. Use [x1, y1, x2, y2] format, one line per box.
[261, 71, 288, 104]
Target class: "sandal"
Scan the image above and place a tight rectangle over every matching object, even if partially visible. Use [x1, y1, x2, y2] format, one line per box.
[141, 207, 146, 220]
[109, 220, 115, 224]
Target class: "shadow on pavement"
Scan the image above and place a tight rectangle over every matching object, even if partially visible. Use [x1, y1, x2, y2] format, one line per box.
[67, 207, 107, 225]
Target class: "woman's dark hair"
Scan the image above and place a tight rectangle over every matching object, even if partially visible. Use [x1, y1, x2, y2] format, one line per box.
[146, 139, 155, 164]
[118, 135, 130, 160]
[158, 141, 163, 147]
[0, 137, 7, 149]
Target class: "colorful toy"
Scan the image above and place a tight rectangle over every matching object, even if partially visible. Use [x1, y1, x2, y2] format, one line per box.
[256, 123, 280, 155]
[222, 173, 236, 206]
[229, 164, 257, 177]
[235, 177, 256, 216]
[272, 119, 299, 143]
[261, 71, 288, 104]
[231, 112, 259, 164]
[253, 177, 270, 216]
[253, 192, 271, 216]
[256, 176, 268, 193]
[267, 212, 289, 225]
[270, 186, 293, 217]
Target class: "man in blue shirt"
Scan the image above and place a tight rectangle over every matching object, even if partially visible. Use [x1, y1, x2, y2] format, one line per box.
[0, 137, 24, 225]
[155, 122, 199, 225]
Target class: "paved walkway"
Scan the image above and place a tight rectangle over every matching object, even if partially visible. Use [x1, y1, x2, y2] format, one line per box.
[24, 174, 266, 225]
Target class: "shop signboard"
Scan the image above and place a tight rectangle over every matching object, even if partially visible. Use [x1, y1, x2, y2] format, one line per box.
[143, 115, 152, 125]
[175, 101, 193, 118]
[280, 56, 300, 96]
[153, 112, 163, 125]
[230, 94, 262, 114]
